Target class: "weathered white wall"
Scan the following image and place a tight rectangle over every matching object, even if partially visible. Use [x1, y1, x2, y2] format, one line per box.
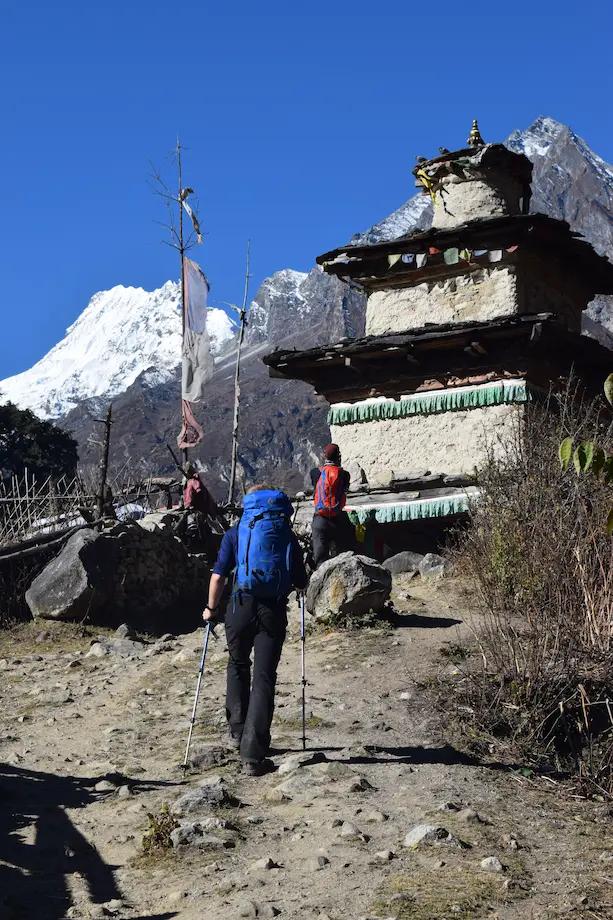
[432, 174, 524, 229]
[366, 265, 519, 335]
[331, 404, 521, 481]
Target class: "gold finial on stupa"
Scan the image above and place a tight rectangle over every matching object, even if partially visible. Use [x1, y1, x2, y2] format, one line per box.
[467, 118, 485, 147]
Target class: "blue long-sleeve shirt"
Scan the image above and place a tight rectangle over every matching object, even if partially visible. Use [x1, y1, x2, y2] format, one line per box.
[212, 524, 308, 592]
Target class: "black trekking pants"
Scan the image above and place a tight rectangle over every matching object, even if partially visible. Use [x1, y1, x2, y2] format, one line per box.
[225, 592, 286, 764]
[312, 511, 355, 568]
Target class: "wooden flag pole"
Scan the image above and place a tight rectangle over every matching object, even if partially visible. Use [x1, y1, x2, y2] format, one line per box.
[227, 240, 251, 505]
[176, 138, 188, 468]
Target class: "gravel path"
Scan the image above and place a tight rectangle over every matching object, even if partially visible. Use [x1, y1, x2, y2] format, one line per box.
[1, 576, 611, 919]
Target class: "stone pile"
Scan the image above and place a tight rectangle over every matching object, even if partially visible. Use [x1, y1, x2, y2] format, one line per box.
[25, 521, 209, 628]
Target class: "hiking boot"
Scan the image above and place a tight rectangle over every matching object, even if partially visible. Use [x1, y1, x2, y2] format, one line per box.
[227, 732, 241, 751]
[242, 758, 274, 777]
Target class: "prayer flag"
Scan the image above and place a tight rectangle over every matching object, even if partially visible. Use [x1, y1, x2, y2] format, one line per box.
[177, 399, 204, 450]
[180, 188, 203, 243]
[182, 257, 213, 403]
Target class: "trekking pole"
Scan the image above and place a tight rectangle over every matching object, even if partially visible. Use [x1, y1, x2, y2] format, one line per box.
[182, 622, 212, 772]
[299, 591, 307, 752]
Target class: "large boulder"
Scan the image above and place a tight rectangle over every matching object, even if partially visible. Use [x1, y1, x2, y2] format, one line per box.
[25, 529, 109, 622]
[26, 522, 210, 628]
[306, 552, 392, 622]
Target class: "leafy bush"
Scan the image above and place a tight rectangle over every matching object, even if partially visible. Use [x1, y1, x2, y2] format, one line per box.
[453, 383, 613, 797]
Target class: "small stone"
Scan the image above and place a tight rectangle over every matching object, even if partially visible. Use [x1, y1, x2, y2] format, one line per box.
[403, 824, 467, 850]
[117, 785, 132, 799]
[265, 787, 292, 803]
[457, 807, 483, 824]
[115, 624, 132, 638]
[365, 809, 388, 823]
[480, 856, 504, 873]
[170, 823, 230, 849]
[399, 691, 413, 701]
[238, 901, 259, 918]
[339, 821, 368, 841]
[418, 552, 450, 579]
[172, 776, 240, 814]
[94, 780, 116, 792]
[375, 849, 394, 862]
[437, 801, 461, 812]
[500, 832, 519, 850]
[382, 550, 424, 575]
[167, 891, 187, 904]
[277, 750, 327, 776]
[307, 855, 330, 871]
[250, 856, 278, 871]
[345, 776, 373, 793]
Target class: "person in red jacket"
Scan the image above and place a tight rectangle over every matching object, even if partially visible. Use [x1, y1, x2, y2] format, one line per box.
[183, 463, 217, 516]
[310, 443, 354, 568]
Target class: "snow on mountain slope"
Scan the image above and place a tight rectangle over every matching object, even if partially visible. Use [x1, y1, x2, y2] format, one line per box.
[0, 281, 235, 419]
[506, 115, 566, 159]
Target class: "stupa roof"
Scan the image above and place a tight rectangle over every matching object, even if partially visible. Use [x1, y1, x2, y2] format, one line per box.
[317, 213, 613, 295]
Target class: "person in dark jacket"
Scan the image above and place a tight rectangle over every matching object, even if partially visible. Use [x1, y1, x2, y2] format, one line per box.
[203, 485, 307, 776]
[310, 443, 354, 568]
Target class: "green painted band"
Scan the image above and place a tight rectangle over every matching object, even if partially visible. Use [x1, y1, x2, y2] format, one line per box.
[328, 380, 530, 427]
[346, 492, 476, 525]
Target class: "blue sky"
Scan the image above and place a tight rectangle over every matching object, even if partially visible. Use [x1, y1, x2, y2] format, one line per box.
[1, 0, 612, 376]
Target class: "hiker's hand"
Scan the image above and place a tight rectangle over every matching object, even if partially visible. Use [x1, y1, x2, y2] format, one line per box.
[202, 606, 217, 622]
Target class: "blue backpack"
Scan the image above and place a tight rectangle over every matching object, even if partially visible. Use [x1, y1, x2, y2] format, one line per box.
[235, 489, 294, 599]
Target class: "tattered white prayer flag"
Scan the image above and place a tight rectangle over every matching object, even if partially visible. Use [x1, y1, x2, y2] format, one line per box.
[181, 257, 212, 403]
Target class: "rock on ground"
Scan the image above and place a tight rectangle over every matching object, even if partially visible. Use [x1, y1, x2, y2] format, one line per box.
[26, 521, 210, 627]
[418, 552, 451, 579]
[382, 550, 424, 575]
[403, 824, 466, 849]
[25, 530, 107, 622]
[306, 552, 392, 621]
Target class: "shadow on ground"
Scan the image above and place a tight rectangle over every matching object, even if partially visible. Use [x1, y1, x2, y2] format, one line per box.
[390, 612, 463, 629]
[0, 763, 174, 920]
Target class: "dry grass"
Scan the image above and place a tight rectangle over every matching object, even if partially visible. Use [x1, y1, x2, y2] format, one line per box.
[451, 385, 613, 797]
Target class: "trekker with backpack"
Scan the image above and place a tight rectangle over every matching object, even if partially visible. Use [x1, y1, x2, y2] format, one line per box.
[203, 485, 307, 776]
[310, 443, 354, 568]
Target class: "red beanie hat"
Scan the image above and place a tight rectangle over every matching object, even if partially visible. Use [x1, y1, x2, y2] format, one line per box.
[323, 443, 341, 461]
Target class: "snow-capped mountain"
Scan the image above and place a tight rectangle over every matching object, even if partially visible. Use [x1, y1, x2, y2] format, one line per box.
[0, 282, 235, 419]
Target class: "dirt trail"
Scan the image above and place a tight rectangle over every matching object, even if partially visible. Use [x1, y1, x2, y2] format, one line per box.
[1, 576, 611, 920]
